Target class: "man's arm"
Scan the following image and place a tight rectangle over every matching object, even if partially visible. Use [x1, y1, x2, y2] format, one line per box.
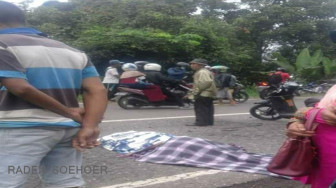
[72, 77, 107, 151]
[1, 78, 84, 122]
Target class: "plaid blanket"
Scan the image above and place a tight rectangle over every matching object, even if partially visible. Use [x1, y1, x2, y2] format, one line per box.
[136, 136, 282, 177]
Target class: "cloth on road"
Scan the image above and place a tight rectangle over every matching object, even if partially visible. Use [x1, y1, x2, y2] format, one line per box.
[100, 131, 173, 154]
[136, 136, 282, 177]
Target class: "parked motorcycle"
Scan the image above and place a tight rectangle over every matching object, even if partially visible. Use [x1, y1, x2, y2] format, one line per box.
[257, 81, 301, 99]
[250, 82, 300, 120]
[115, 83, 192, 109]
[231, 82, 249, 103]
[298, 82, 333, 94]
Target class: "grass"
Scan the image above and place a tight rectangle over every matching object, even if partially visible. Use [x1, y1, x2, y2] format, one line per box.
[244, 85, 259, 98]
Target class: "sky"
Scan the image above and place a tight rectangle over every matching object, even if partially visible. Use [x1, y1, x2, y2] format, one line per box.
[4, 0, 68, 7]
[4, 0, 241, 8]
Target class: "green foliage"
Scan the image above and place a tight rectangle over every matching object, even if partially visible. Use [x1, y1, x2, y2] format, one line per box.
[23, 0, 336, 83]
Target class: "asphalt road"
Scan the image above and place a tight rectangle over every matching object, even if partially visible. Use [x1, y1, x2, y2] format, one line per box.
[26, 97, 318, 188]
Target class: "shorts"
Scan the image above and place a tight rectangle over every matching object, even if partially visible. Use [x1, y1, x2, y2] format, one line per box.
[0, 127, 83, 188]
[217, 87, 233, 99]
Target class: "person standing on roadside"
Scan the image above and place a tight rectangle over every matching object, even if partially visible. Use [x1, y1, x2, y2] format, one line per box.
[215, 67, 236, 105]
[186, 59, 217, 126]
[0, 1, 107, 187]
[102, 59, 122, 100]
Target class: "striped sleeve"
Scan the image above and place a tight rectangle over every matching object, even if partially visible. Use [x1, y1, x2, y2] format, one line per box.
[0, 49, 27, 79]
[82, 56, 99, 79]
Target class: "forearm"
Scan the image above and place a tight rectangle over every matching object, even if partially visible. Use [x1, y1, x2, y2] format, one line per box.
[82, 86, 108, 128]
[11, 85, 72, 118]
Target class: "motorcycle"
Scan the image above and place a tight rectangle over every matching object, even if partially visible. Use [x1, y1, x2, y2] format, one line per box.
[115, 83, 193, 109]
[257, 81, 301, 99]
[231, 81, 249, 103]
[298, 82, 333, 94]
[250, 82, 300, 120]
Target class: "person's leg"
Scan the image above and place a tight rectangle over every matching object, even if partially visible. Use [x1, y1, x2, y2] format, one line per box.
[207, 98, 215, 125]
[107, 84, 116, 100]
[194, 96, 202, 124]
[195, 96, 210, 125]
[225, 88, 236, 105]
[39, 128, 85, 188]
[0, 127, 63, 187]
[201, 97, 214, 125]
[217, 88, 224, 105]
[110, 84, 119, 97]
[226, 88, 236, 105]
[162, 87, 184, 107]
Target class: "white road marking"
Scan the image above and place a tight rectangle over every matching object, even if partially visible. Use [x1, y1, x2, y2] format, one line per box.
[99, 170, 225, 188]
[101, 113, 250, 123]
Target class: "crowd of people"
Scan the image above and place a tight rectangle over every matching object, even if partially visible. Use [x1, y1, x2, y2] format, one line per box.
[102, 59, 238, 106]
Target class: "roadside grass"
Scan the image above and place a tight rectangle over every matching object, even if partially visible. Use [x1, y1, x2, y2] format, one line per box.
[245, 85, 259, 98]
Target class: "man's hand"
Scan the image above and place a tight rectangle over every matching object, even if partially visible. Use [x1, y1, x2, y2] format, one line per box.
[67, 108, 85, 123]
[286, 122, 314, 138]
[72, 127, 100, 151]
[321, 106, 336, 125]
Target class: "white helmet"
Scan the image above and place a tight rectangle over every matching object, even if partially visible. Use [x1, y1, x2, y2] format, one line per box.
[122, 63, 137, 71]
[144, 63, 162, 71]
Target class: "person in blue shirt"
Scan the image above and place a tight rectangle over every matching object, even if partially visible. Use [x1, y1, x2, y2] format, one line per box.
[0, 2, 107, 187]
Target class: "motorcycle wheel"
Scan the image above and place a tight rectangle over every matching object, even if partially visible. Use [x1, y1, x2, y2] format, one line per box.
[250, 104, 281, 120]
[233, 91, 249, 103]
[118, 96, 143, 109]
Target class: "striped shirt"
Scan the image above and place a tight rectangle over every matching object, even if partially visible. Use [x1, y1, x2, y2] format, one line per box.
[0, 27, 99, 128]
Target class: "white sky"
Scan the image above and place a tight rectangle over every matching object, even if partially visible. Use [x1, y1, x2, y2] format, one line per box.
[4, 0, 240, 7]
[4, 0, 68, 7]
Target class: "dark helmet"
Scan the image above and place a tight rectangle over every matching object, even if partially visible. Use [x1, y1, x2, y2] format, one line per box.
[276, 67, 285, 72]
[330, 30, 336, 43]
[109, 59, 122, 65]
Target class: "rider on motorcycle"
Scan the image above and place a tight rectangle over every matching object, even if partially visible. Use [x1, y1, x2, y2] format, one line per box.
[119, 63, 150, 89]
[167, 62, 189, 80]
[144, 63, 185, 107]
[269, 67, 290, 84]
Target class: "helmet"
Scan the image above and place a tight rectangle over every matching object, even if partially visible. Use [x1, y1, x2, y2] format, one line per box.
[122, 63, 138, 71]
[276, 67, 285, 72]
[134, 61, 149, 66]
[144, 63, 162, 71]
[176, 62, 189, 67]
[204, 66, 211, 70]
[211, 65, 229, 73]
[109, 59, 122, 65]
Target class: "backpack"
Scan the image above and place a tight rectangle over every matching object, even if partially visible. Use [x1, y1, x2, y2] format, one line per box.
[214, 74, 224, 88]
[215, 73, 236, 88]
[268, 73, 282, 85]
[228, 75, 237, 88]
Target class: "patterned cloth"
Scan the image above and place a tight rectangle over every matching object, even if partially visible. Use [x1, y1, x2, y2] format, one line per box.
[136, 136, 283, 177]
[100, 131, 173, 154]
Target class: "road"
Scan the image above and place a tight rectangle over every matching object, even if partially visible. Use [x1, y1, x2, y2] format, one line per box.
[27, 97, 317, 188]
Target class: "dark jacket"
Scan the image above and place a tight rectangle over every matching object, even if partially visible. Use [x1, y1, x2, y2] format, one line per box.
[145, 71, 180, 86]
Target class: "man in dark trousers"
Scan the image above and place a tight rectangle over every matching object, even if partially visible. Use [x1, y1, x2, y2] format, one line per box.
[0, 2, 107, 187]
[186, 59, 217, 126]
